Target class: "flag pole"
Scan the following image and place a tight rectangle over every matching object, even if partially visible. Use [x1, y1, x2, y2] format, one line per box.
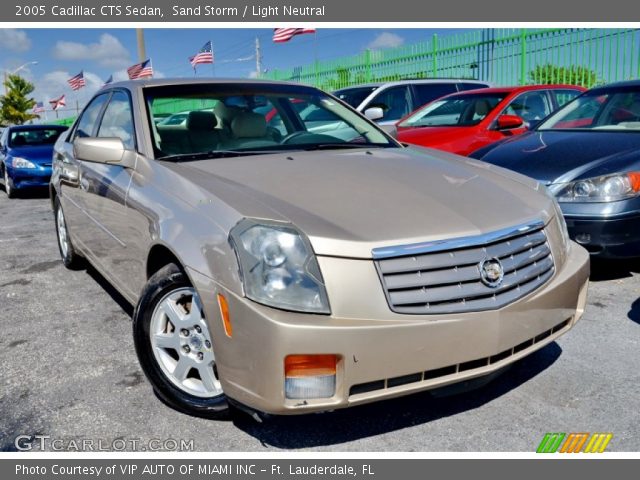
[211, 41, 215, 78]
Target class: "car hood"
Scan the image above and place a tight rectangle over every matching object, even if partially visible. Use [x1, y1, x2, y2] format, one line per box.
[171, 147, 553, 258]
[477, 131, 640, 185]
[8, 145, 55, 164]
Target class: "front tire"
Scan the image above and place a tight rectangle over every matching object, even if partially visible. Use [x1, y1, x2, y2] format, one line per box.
[133, 263, 229, 419]
[3, 165, 16, 199]
[54, 197, 84, 269]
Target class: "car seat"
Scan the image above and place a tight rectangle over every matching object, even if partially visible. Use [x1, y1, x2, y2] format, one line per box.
[222, 112, 279, 150]
[186, 111, 220, 153]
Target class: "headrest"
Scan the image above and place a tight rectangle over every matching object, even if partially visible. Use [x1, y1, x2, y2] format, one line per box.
[475, 100, 491, 117]
[214, 102, 242, 126]
[231, 112, 267, 138]
[12, 135, 27, 146]
[187, 111, 217, 131]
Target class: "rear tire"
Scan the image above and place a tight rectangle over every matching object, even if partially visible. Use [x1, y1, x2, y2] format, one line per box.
[133, 263, 230, 419]
[54, 197, 84, 269]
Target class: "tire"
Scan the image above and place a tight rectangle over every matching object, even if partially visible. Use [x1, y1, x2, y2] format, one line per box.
[3, 164, 16, 199]
[54, 196, 85, 269]
[133, 263, 229, 419]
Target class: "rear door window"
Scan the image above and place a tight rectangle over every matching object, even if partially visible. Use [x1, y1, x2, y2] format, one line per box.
[412, 83, 458, 108]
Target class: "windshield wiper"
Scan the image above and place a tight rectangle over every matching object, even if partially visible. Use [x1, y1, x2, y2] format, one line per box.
[300, 142, 391, 151]
[157, 150, 262, 162]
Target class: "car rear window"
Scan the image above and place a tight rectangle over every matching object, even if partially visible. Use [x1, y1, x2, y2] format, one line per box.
[9, 128, 66, 147]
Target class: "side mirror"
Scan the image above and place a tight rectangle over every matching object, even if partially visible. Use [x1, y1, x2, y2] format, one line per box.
[73, 137, 126, 164]
[380, 124, 398, 139]
[496, 114, 524, 130]
[364, 107, 384, 121]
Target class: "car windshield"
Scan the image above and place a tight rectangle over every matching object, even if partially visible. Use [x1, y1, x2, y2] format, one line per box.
[538, 87, 640, 132]
[145, 83, 397, 159]
[333, 86, 379, 108]
[398, 93, 507, 128]
[9, 128, 66, 147]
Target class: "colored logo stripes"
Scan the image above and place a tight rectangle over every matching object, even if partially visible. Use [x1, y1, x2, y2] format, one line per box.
[537, 433, 613, 453]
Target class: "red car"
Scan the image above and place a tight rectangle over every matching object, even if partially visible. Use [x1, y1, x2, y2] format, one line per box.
[396, 85, 586, 156]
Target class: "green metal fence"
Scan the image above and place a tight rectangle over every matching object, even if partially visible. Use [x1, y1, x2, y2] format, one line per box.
[262, 28, 640, 90]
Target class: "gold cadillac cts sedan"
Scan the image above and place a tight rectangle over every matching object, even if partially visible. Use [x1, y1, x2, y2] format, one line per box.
[50, 79, 590, 418]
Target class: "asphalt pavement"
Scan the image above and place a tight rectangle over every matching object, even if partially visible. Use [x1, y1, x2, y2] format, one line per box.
[1, 191, 638, 452]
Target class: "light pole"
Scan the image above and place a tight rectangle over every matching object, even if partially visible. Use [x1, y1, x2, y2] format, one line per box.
[3, 61, 38, 94]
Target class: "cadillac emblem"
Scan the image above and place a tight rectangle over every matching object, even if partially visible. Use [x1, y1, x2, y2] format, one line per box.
[479, 257, 504, 288]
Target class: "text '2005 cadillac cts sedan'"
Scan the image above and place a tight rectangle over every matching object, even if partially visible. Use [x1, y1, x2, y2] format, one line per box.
[50, 79, 590, 418]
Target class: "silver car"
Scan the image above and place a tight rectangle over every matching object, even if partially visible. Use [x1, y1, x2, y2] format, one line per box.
[51, 79, 589, 418]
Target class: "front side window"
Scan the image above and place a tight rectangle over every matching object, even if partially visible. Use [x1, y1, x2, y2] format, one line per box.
[146, 83, 397, 159]
[366, 86, 412, 121]
[504, 91, 552, 124]
[97, 91, 136, 150]
[553, 89, 583, 108]
[398, 93, 506, 128]
[73, 93, 109, 140]
[333, 86, 378, 108]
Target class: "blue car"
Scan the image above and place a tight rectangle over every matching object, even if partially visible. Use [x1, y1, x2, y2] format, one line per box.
[470, 80, 640, 258]
[0, 125, 68, 198]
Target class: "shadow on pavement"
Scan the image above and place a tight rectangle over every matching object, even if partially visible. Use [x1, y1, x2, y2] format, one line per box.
[589, 257, 640, 282]
[86, 265, 134, 318]
[233, 342, 562, 449]
[628, 298, 640, 325]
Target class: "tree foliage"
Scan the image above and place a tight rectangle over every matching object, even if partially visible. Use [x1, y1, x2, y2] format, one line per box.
[0, 74, 38, 125]
[529, 64, 600, 88]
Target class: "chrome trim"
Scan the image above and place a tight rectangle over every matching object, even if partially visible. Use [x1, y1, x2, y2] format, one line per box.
[371, 219, 546, 259]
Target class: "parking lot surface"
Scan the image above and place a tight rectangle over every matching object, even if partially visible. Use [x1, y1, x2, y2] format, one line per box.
[1, 193, 639, 452]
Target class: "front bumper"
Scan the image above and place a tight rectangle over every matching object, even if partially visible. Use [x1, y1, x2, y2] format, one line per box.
[188, 242, 589, 415]
[7, 164, 52, 190]
[565, 212, 640, 258]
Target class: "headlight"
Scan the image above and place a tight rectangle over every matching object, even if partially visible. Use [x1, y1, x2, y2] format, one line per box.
[230, 219, 330, 314]
[11, 157, 36, 169]
[553, 172, 640, 203]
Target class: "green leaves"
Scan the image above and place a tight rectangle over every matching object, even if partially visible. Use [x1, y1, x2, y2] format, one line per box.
[0, 74, 39, 125]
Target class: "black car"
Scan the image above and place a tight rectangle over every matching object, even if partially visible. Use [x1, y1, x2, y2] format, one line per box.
[471, 80, 640, 258]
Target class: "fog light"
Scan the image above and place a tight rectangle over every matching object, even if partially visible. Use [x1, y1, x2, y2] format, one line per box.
[284, 354, 337, 399]
[575, 233, 591, 244]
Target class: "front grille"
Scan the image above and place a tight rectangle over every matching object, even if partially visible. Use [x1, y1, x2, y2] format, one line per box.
[349, 318, 571, 397]
[373, 220, 554, 315]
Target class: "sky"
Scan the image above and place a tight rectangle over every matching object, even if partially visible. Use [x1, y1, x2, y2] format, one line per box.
[0, 28, 470, 118]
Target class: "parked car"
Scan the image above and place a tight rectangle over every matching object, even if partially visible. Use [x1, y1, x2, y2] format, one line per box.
[470, 80, 640, 258]
[51, 79, 589, 418]
[0, 124, 68, 198]
[334, 79, 491, 125]
[396, 85, 585, 156]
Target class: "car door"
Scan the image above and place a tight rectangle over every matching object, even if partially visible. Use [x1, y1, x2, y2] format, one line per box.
[77, 90, 140, 298]
[58, 93, 110, 252]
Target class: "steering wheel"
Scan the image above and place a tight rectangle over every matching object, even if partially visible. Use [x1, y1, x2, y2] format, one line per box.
[280, 131, 309, 144]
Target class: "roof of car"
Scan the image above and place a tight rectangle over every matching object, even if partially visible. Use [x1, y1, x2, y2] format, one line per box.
[335, 79, 490, 91]
[9, 124, 67, 131]
[103, 77, 309, 90]
[447, 84, 586, 95]
[589, 79, 640, 91]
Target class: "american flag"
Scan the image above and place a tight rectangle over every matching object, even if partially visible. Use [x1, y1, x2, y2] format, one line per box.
[273, 28, 316, 43]
[102, 75, 113, 87]
[190, 41, 214, 68]
[49, 95, 66, 111]
[67, 71, 86, 91]
[127, 59, 153, 80]
[33, 101, 45, 114]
